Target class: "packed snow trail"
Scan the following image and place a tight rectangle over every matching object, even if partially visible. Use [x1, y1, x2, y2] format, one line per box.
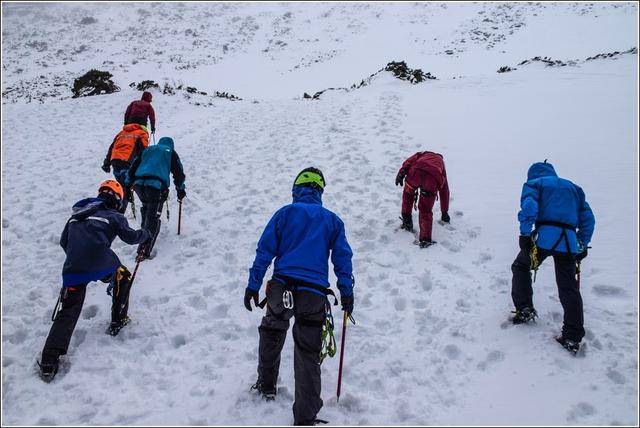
[2, 2, 638, 426]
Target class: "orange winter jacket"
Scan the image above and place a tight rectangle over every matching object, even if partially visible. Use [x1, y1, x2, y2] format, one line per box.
[104, 124, 150, 167]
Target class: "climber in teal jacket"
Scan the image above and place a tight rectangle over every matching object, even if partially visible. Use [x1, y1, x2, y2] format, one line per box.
[127, 137, 186, 259]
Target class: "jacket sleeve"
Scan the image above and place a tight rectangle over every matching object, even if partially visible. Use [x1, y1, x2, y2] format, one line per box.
[59, 220, 70, 250]
[518, 181, 540, 236]
[439, 165, 450, 214]
[331, 216, 354, 297]
[149, 105, 156, 132]
[247, 210, 282, 291]
[124, 102, 132, 124]
[103, 136, 116, 168]
[113, 213, 149, 245]
[575, 185, 595, 247]
[126, 154, 143, 187]
[170, 151, 186, 190]
[399, 152, 421, 175]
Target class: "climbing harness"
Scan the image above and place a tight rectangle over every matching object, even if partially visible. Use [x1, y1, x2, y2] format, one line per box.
[530, 220, 577, 282]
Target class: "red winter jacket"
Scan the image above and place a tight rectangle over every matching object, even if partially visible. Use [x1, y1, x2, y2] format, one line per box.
[399, 151, 450, 213]
[124, 91, 156, 132]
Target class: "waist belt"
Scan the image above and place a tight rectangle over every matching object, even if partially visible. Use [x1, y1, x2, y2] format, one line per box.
[535, 220, 576, 231]
[258, 275, 338, 308]
[274, 275, 337, 303]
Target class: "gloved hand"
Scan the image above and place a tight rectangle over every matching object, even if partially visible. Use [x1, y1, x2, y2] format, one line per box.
[177, 188, 186, 201]
[127, 191, 134, 203]
[395, 172, 405, 187]
[244, 288, 259, 311]
[151, 129, 156, 135]
[519, 235, 532, 252]
[102, 163, 110, 173]
[576, 248, 588, 262]
[341, 295, 354, 315]
[441, 212, 451, 223]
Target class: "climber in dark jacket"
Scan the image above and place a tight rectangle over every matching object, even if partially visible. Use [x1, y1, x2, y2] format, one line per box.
[38, 180, 150, 382]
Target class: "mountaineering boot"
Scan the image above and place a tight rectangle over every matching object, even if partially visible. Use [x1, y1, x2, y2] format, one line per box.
[556, 336, 580, 355]
[250, 380, 276, 401]
[294, 418, 329, 426]
[413, 239, 437, 248]
[399, 214, 414, 232]
[511, 307, 538, 324]
[108, 316, 130, 336]
[38, 349, 60, 383]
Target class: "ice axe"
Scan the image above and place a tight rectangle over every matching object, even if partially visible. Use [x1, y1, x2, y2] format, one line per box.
[337, 311, 355, 403]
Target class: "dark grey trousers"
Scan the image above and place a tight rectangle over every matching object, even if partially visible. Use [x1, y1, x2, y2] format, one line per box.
[43, 268, 132, 356]
[511, 247, 585, 342]
[257, 280, 327, 425]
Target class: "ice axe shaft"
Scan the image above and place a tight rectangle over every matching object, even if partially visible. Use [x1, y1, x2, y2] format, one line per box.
[178, 200, 183, 235]
[336, 310, 349, 402]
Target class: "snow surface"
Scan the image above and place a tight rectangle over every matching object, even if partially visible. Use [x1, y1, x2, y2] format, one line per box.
[1, 2, 638, 426]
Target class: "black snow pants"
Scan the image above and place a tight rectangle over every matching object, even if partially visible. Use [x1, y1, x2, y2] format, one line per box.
[133, 185, 167, 256]
[511, 247, 585, 342]
[257, 279, 327, 425]
[42, 267, 133, 356]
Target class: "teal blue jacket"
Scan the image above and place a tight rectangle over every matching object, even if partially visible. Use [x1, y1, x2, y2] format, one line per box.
[127, 137, 185, 191]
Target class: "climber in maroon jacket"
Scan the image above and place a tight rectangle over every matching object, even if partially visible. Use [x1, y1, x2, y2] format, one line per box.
[396, 151, 451, 247]
[124, 91, 156, 134]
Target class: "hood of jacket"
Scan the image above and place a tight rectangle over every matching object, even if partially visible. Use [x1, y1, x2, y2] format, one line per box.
[527, 161, 557, 181]
[71, 197, 105, 220]
[292, 185, 323, 205]
[142, 91, 152, 102]
[158, 136, 174, 150]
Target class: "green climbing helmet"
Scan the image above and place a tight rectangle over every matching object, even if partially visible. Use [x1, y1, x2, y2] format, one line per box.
[293, 167, 326, 192]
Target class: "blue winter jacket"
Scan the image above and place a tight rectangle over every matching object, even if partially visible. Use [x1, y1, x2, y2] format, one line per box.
[127, 137, 186, 191]
[60, 196, 149, 286]
[248, 185, 354, 297]
[518, 162, 595, 253]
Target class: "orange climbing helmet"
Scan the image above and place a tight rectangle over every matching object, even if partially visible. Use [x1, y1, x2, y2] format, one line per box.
[98, 179, 124, 201]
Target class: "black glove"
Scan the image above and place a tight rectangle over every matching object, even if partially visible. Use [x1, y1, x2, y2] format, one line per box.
[177, 188, 186, 201]
[519, 235, 532, 252]
[151, 129, 156, 135]
[102, 163, 110, 173]
[127, 191, 134, 203]
[244, 288, 259, 311]
[341, 295, 354, 315]
[441, 212, 451, 223]
[576, 248, 588, 262]
[395, 172, 405, 187]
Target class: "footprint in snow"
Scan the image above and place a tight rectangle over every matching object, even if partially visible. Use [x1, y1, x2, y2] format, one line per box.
[443, 344, 462, 360]
[171, 334, 187, 349]
[567, 402, 597, 422]
[82, 304, 99, 320]
[473, 252, 493, 266]
[606, 368, 626, 385]
[591, 284, 625, 298]
[477, 350, 505, 371]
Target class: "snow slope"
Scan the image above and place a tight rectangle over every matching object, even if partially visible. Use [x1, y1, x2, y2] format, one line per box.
[2, 2, 638, 426]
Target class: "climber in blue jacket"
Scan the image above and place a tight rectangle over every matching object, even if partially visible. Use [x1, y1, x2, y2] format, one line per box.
[244, 167, 353, 425]
[511, 160, 595, 354]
